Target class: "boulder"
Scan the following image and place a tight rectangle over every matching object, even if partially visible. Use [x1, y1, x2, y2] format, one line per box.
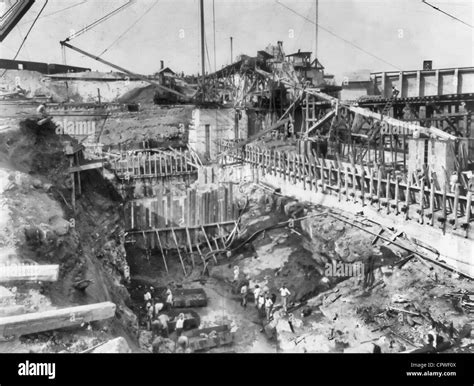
[48, 216, 70, 236]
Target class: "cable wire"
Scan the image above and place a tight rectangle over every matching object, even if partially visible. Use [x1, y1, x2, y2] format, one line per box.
[275, 0, 403, 71]
[422, 0, 473, 28]
[66, 0, 133, 41]
[97, 0, 160, 58]
[19, 1, 87, 26]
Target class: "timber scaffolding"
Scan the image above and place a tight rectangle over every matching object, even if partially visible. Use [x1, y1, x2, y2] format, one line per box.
[217, 140, 473, 238]
[124, 183, 239, 275]
[108, 148, 200, 181]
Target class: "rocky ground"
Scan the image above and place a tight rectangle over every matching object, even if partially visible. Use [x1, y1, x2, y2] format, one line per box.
[0, 116, 139, 353]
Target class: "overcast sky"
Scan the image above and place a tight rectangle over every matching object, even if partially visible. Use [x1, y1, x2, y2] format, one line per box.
[1, 0, 473, 80]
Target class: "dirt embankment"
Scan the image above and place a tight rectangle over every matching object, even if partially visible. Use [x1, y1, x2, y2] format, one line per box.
[0, 119, 139, 352]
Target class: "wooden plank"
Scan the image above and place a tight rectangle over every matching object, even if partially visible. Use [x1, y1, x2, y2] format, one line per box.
[453, 183, 460, 229]
[171, 227, 187, 276]
[200, 225, 217, 263]
[69, 162, 103, 173]
[0, 265, 59, 282]
[155, 230, 168, 274]
[0, 302, 116, 337]
[405, 178, 411, 220]
[185, 227, 195, 267]
[429, 179, 435, 226]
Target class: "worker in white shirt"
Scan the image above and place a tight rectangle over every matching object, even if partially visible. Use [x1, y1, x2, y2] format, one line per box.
[279, 284, 291, 313]
[450, 172, 458, 193]
[253, 285, 261, 309]
[265, 294, 273, 321]
[146, 302, 154, 331]
[175, 313, 185, 337]
[240, 284, 248, 308]
[144, 290, 152, 303]
[154, 302, 164, 315]
[157, 313, 170, 337]
[257, 293, 266, 318]
[233, 266, 240, 282]
[176, 335, 189, 353]
[165, 287, 173, 309]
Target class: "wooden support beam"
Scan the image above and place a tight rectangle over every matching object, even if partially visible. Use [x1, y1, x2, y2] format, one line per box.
[185, 227, 195, 268]
[155, 230, 168, 274]
[171, 228, 187, 276]
[0, 302, 116, 337]
[69, 162, 103, 173]
[0, 265, 59, 283]
[453, 183, 460, 229]
[201, 225, 217, 264]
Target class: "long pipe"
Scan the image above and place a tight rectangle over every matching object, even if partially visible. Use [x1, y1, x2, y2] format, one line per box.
[60, 41, 188, 99]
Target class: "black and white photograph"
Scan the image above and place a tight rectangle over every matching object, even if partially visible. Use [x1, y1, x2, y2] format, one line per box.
[0, 0, 472, 384]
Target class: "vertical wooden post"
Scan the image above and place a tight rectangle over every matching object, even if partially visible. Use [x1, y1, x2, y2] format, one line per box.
[171, 228, 187, 276]
[155, 230, 168, 274]
[441, 182, 447, 234]
[337, 165, 342, 201]
[320, 158, 325, 193]
[429, 179, 435, 226]
[70, 157, 75, 213]
[394, 176, 400, 215]
[292, 153, 297, 184]
[385, 173, 391, 214]
[376, 167, 382, 211]
[369, 169, 374, 201]
[419, 178, 425, 224]
[453, 183, 460, 229]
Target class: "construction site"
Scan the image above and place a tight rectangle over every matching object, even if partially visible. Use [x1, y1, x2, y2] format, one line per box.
[0, 0, 473, 356]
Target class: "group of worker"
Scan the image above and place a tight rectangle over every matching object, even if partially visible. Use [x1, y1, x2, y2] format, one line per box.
[234, 265, 292, 326]
[143, 286, 186, 338]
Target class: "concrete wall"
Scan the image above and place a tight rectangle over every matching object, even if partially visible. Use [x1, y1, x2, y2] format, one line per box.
[407, 138, 457, 187]
[340, 86, 370, 101]
[220, 164, 473, 278]
[372, 68, 474, 98]
[188, 108, 248, 161]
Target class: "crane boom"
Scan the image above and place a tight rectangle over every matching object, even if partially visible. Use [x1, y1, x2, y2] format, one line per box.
[60, 40, 190, 100]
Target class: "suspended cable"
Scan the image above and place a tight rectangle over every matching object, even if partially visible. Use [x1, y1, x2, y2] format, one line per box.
[66, 0, 133, 41]
[276, 0, 461, 96]
[275, 0, 402, 71]
[1, 0, 49, 78]
[422, 0, 473, 28]
[97, 0, 160, 58]
[20, 1, 87, 26]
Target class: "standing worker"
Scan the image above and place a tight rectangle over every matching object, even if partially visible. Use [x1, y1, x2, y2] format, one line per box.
[144, 289, 152, 304]
[233, 266, 240, 282]
[175, 313, 185, 337]
[279, 284, 291, 313]
[240, 283, 248, 308]
[146, 302, 154, 331]
[257, 292, 266, 318]
[157, 313, 170, 338]
[265, 294, 274, 321]
[253, 285, 261, 309]
[165, 287, 173, 310]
